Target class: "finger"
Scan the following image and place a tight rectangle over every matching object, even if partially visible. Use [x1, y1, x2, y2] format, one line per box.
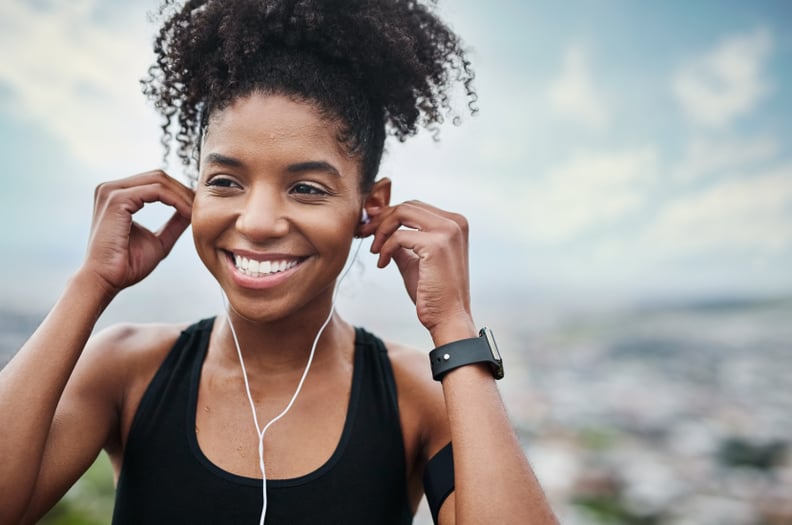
[107, 169, 193, 197]
[95, 170, 194, 216]
[156, 211, 192, 256]
[377, 229, 444, 268]
[356, 205, 395, 240]
[358, 202, 416, 241]
[391, 248, 419, 304]
[101, 181, 194, 220]
[401, 200, 470, 239]
[370, 206, 466, 257]
[391, 245, 419, 274]
[382, 200, 467, 229]
[368, 203, 448, 254]
[399, 199, 460, 219]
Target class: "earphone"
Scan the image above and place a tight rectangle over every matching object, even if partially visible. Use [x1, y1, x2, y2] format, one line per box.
[360, 208, 370, 225]
[221, 237, 365, 525]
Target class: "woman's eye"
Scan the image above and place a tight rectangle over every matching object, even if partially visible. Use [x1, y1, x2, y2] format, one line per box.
[291, 183, 327, 196]
[205, 177, 239, 189]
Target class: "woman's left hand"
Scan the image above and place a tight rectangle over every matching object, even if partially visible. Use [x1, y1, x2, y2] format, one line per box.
[361, 201, 476, 343]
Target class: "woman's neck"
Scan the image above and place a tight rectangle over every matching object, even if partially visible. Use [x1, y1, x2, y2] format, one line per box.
[216, 296, 353, 379]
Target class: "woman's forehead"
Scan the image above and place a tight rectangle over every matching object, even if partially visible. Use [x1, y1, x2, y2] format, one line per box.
[201, 93, 360, 174]
[205, 95, 343, 149]
[208, 94, 336, 135]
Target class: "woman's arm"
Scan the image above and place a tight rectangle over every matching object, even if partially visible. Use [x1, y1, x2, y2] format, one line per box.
[0, 271, 116, 523]
[435, 356, 558, 524]
[0, 171, 192, 523]
[364, 200, 558, 525]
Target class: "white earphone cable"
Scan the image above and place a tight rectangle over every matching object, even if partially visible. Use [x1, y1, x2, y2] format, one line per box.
[221, 238, 364, 525]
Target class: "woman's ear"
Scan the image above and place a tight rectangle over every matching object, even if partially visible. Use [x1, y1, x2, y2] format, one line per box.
[356, 178, 391, 237]
[364, 178, 391, 215]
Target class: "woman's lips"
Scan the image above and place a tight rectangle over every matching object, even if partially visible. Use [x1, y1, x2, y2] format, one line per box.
[232, 253, 302, 277]
[224, 250, 307, 288]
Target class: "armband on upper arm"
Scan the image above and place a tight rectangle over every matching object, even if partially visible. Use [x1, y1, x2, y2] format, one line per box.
[423, 442, 454, 524]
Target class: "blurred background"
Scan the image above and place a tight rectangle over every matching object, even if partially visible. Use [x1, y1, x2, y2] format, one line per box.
[1, 0, 790, 523]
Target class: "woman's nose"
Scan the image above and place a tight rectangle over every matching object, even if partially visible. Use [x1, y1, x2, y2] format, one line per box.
[235, 187, 290, 241]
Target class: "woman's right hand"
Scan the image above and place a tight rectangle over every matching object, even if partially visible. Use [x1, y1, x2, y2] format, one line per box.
[81, 170, 194, 297]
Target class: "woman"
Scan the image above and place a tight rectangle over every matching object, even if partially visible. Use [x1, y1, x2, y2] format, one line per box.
[0, 0, 558, 523]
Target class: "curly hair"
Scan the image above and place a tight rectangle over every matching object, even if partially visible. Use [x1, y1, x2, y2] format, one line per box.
[141, 0, 477, 190]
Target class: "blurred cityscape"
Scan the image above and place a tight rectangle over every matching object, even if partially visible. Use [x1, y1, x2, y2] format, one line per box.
[501, 295, 792, 525]
[2, 294, 790, 525]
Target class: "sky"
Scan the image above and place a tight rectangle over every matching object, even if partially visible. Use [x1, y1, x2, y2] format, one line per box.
[1, 0, 791, 327]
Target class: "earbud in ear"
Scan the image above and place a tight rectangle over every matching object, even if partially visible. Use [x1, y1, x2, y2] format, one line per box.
[359, 209, 370, 225]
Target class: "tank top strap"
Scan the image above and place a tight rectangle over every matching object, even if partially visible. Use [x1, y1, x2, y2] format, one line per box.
[123, 317, 213, 447]
[353, 326, 401, 421]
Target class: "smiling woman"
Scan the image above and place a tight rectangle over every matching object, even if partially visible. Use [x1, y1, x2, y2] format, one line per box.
[192, 95, 370, 321]
[0, 1, 557, 524]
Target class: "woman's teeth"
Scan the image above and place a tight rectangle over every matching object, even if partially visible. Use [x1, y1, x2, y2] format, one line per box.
[233, 255, 299, 277]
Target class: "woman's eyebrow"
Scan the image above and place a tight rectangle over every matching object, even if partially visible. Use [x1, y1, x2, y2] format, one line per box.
[204, 155, 339, 176]
[286, 161, 340, 177]
[205, 152, 244, 167]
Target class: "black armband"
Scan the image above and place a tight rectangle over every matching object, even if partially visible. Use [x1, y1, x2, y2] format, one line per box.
[423, 442, 455, 524]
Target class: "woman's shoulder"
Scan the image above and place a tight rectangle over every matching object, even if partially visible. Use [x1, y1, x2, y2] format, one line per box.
[78, 320, 199, 400]
[354, 328, 432, 382]
[379, 336, 451, 459]
[78, 320, 204, 454]
[88, 320, 194, 363]
[380, 339, 432, 381]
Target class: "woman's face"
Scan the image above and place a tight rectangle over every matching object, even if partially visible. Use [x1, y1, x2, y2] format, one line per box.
[192, 93, 366, 322]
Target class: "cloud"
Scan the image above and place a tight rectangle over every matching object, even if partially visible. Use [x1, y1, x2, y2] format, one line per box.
[0, 1, 161, 171]
[645, 164, 792, 254]
[673, 28, 773, 128]
[547, 45, 608, 131]
[673, 135, 779, 182]
[510, 148, 658, 242]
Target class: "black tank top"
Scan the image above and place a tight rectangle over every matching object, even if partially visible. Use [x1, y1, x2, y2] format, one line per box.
[112, 318, 412, 524]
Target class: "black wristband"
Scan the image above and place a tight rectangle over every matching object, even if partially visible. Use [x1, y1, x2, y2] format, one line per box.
[428, 328, 503, 381]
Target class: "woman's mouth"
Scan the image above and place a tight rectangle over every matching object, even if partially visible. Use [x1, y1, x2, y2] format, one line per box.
[230, 252, 304, 278]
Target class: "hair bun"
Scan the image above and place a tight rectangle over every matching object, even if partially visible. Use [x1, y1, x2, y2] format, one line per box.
[144, 0, 477, 183]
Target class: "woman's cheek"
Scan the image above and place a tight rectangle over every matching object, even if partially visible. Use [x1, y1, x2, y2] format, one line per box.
[190, 198, 221, 265]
